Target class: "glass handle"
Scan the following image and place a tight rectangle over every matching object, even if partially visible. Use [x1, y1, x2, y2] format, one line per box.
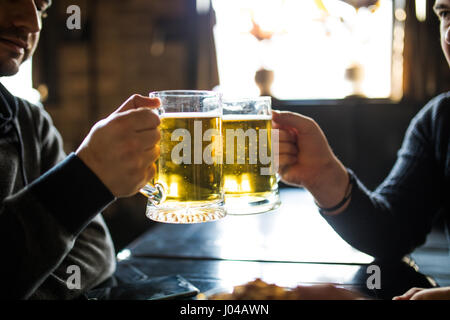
[276, 173, 281, 183]
[140, 182, 166, 206]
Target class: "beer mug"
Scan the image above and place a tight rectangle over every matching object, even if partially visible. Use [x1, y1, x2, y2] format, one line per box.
[140, 90, 226, 223]
[222, 97, 281, 215]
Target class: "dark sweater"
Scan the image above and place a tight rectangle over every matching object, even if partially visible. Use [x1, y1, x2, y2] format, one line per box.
[0, 83, 116, 299]
[323, 92, 450, 260]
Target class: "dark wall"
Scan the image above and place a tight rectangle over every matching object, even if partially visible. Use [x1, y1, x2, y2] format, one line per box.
[275, 99, 424, 190]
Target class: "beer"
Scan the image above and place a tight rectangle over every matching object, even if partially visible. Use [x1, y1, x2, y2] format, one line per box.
[142, 90, 226, 224]
[155, 114, 223, 203]
[222, 115, 278, 199]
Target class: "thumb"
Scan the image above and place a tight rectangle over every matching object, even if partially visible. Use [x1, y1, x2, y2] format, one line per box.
[272, 110, 313, 132]
[114, 94, 161, 114]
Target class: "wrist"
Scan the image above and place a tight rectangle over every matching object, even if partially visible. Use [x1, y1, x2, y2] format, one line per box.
[303, 157, 345, 190]
[28, 153, 115, 235]
[303, 157, 350, 210]
[75, 147, 112, 196]
[316, 171, 354, 215]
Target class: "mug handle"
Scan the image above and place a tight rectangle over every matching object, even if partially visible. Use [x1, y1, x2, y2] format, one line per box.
[140, 182, 166, 206]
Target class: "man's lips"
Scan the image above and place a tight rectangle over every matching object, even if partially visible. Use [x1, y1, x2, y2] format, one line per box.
[0, 37, 27, 54]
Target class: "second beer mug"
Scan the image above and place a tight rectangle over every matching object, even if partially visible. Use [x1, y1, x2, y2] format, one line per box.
[222, 97, 281, 215]
[140, 90, 226, 223]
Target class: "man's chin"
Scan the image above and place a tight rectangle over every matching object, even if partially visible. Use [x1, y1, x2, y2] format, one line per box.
[0, 59, 21, 77]
[444, 46, 450, 69]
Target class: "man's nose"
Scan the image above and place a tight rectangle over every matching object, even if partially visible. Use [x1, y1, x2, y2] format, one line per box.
[12, 0, 41, 34]
[446, 26, 450, 45]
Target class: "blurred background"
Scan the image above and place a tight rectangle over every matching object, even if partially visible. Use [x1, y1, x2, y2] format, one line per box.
[4, 0, 449, 252]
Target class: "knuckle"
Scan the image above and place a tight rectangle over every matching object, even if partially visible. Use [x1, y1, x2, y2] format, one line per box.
[137, 109, 160, 127]
[146, 110, 161, 127]
[308, 118, 319, 129]
[149, 163, 156, 174]
[129, 94, 140, 101]
[148, 163, 156, 178]
[142, 164, 156, 184]
[111, 114, 130, 131]
[93, 118, 108, 131]
[151, 146, 160, 161]
[123, 139, 139, 154]
[151, 128, 161, 143]
[144, 147, 159, 164]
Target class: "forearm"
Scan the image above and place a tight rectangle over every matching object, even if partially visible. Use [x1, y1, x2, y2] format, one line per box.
[0, 154, 115, 299]
[0, 190, 75, 299]
[30, 215, 116, 300]
[302, 162, 409, 259]
[320, 173, 426, 260]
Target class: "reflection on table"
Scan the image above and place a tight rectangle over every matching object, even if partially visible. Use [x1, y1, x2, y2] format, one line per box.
[113, 188, 436, 300]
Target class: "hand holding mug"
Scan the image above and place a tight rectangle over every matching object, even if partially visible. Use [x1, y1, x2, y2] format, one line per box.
[272, 110, 349, 211]
[76, 94, 161, 198]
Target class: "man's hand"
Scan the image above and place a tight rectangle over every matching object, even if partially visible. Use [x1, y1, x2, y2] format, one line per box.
[393, 287, 450, 300]
[272, 110, 350, 212]
[76, 94, 161, 198]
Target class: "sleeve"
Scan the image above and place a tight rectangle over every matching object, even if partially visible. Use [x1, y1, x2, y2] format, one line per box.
[29, 215, 116, 300]
[321, 98, 446, 260]
[0, 105, 116, 299]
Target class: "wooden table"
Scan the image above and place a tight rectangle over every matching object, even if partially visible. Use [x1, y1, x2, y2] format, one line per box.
[112, 188, 436, 299]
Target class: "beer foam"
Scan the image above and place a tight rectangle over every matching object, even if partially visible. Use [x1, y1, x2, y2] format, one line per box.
[222, 114, 272, 121]
[160, 112, 221, 119]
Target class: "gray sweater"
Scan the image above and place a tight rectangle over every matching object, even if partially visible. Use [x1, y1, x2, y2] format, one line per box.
[323, 92, 450, 260]
[0, 83, 116, 299]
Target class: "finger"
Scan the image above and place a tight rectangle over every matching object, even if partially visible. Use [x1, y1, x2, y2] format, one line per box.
[145, 162, 157, 183]
[409, 287, 450, 300]
[138, 147, 160, 181]
[392, 287, 424, 300]
[118, 108, 161, 132]
[278, 154, 297, 167]
[272, 110, 314, 132]
[137, 129, 161, 151]
[115, 94, 161, 114]
[278, 128, 297, 143]
[279, 166, 297, 181]
[277, 142, 298, 156]
[402, 287, 424, 298]
[142, 145, 160, 164]
[272, 116, 282, 129]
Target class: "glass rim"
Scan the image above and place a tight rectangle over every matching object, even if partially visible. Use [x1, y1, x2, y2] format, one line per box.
[222, 96, 271, 104]
[149, 90, 221, 98]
